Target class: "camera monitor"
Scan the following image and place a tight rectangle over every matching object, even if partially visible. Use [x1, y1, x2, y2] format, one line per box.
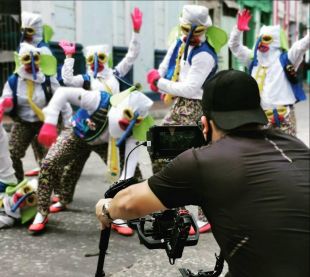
[147, 125, 205, 160]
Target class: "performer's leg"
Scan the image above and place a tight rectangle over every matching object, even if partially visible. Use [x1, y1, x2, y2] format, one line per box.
[58, 150, 91, 204]
[31, 135, 47, 166]
[137, 146, 153, 179]
[0, 124, 17, 186]
[9, 121, 41, 182]
[36, 132, 88, 217]
[280, 106, 297, 136]
[119, 137, 140, 180]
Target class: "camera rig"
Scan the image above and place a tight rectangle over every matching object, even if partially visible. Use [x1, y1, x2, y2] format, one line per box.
[95, 125, 224, 277]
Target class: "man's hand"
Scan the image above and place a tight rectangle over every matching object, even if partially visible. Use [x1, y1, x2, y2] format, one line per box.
[0, 97, 13, 122]
[38, 123, 58, 147]
[131, 7, 143, 33]
[237, 9, 252, 31]
[58, 40, 76, 56]
[147, 69, 160, 92]
[96, 198, 113, 230]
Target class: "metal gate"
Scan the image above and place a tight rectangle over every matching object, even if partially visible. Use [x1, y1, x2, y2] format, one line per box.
[0, 0, 21, 95]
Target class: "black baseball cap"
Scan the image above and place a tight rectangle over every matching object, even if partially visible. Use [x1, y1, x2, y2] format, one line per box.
[202, 70, 268, 130]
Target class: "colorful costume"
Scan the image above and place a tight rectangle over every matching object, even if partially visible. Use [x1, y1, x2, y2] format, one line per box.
[0, 43, 71, 183]
[29, 8, 147, 235]
[228, 10, 309, 135]
[20, 12, 57, 176]
[147, 5, 227, 233]
[0, 179, 38, 229]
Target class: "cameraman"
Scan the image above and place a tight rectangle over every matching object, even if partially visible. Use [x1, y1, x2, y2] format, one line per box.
[96, 70, 309, 277]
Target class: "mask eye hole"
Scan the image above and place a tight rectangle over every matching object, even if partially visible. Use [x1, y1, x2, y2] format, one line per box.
[98, 53, 107, 63]
[33, 53, 40, 63]
[262, 35, 273, 44]
[21, 54, 31, 64]
[123, 109, 134, 120]
[21, 27, 35, 36]
[87, 55, 94, 64]
[193, 26, 206, 36]
[180, 25, 190, 34]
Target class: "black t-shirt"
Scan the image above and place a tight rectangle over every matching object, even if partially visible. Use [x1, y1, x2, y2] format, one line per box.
[148, 129, 310, 277]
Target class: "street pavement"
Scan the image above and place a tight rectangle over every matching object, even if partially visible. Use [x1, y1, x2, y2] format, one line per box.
[0, 91, 309, 277]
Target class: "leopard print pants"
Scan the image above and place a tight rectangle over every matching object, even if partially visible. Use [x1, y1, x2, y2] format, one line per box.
[37, 131, 108, 215]
[9, 119, 46, 182]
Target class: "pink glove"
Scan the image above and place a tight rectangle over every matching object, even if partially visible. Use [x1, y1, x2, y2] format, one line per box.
[237, 9, 252, 31]
[0, 106, 3, 122]
[0, 97, 13, 122]
[131, 7, 143, 32]
[147, 69, 160, 92]
[58, 40, 76, 55]
[38, 123, 58, 147]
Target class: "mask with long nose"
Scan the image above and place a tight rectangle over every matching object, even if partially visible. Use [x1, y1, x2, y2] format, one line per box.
[85, 45, 110, 78]
[257, 25, 281, 53]
[86, 52, 107, 78]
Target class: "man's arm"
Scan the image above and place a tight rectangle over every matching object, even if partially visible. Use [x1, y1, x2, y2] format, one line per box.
[96, 180, 167, 229]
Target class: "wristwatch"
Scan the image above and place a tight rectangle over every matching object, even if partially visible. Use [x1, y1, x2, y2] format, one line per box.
[101, 201, 113, 222]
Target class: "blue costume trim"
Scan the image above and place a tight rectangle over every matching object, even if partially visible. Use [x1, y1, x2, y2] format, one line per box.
[279, 52, 306, 102]
[188, 41, 218, 80]
[183, 25, 197, 62]
[165, 39, 183, 80]
[72, 91, 111, 142]
[37, 40, 49, 48]
[11, 192, 34, 213]
[94, 53, 99, 78]
[116, 111, 140, 147]
[30, 51, 37, 80]
[272, 108, 281, 127]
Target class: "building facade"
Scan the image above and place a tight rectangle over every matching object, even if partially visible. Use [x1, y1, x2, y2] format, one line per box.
[1, 1, 309, 91]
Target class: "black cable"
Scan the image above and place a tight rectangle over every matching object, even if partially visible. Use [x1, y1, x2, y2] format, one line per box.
[123, 141, 147, 180]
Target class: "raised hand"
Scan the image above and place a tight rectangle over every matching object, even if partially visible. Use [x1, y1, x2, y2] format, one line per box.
[131, 7, 143, 33]
[146, 69, 160, 92]
[237, 9, 252, 32]
[58, 40, 76, 56]
[38, 123, 58, 147]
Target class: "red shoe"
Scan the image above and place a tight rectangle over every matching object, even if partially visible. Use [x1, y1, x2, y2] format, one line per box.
[199, 223, 211, 233]
[28, 217, 48, 234]
[49, 203, 66, 213]
[25, 168, 40, 177]
[51, 195, 60, 203]
[111, 223, 134, 236]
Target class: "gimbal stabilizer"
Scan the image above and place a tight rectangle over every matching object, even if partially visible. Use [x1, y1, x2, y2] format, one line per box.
[95, 177, 200, 276]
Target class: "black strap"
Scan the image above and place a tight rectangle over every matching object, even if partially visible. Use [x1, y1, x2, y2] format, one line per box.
[42, 76, 53, 103]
